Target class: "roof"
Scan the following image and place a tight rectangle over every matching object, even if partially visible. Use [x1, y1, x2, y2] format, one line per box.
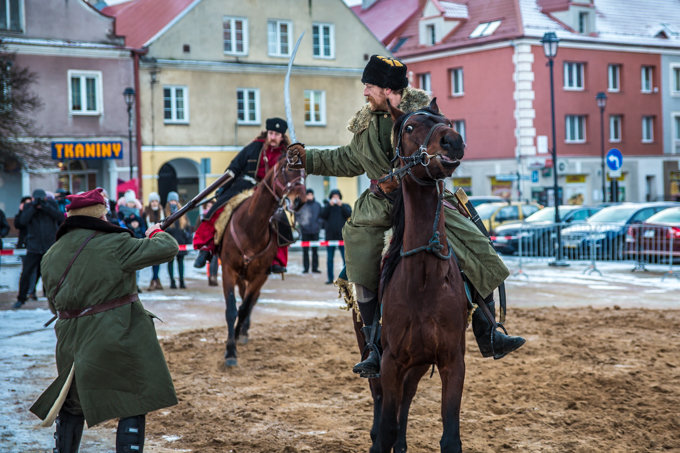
[351, 0, 421, 45]
[390, 0, 680, 59]
[439, 1, 469, 19]
[101, 0, 199, 49]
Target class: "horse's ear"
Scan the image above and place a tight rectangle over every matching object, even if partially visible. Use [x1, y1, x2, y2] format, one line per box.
[429, 97, 440, 113]
[387, 99, 405, 122]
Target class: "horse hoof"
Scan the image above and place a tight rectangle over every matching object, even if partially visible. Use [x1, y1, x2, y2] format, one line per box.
[225, 358, 238, 367]
[237, 335, 249, 345]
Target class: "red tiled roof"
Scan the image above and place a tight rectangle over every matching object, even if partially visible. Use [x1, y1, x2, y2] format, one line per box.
[351, 0, 421, 45]
[100, 1, 134, 17]
[395, 0, 523, 57]
[536, 0, 572, 13]
[102, 0, 198, 49]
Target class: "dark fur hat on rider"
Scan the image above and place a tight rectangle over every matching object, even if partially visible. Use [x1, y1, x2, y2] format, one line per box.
[361, 55, 408, 91]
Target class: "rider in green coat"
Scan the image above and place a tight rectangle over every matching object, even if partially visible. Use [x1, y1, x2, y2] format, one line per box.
[288, 55, 525, 377]
[29, 188, 179, 453]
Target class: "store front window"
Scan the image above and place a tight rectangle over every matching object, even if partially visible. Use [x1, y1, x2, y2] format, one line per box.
[58, 160, 97, 194]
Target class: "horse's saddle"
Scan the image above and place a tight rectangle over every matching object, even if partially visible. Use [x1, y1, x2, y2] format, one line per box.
[214, 189, 255, 246]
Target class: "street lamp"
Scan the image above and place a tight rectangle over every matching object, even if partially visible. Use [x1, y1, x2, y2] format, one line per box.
[541, 32, 568, 266]
[123, 87, 135, 181]
[596, 92, 608, 203]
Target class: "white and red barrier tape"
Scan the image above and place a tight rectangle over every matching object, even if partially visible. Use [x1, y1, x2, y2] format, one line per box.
[1, 240, 345, 256]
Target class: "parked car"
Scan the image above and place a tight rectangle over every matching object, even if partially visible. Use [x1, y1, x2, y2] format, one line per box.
[626, 207, 680, 264]
[492, 205, 601, 256]
[474, 202, 542, 235]
[467, 195, 507, 207]
[560, 202, 680, 260]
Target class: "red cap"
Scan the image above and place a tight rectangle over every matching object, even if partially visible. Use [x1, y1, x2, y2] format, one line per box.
[65, 188, 106, 211]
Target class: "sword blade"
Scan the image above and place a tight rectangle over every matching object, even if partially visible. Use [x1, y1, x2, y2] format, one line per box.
[284, 31, 305, 144]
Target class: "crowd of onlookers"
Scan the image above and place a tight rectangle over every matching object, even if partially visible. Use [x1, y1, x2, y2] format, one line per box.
[0, 186, 353, 308]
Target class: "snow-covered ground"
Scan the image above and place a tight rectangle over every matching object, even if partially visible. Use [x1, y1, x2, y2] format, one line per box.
[1, 250, 679, 451]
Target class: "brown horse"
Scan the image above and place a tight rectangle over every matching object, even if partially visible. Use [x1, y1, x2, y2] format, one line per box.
[353, 98, 467, 452]
[219, 156, 306, 367]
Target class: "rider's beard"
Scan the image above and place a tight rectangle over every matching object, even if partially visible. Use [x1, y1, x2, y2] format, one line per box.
[367, 94, 388, 112]
[266, 137, 282, 149]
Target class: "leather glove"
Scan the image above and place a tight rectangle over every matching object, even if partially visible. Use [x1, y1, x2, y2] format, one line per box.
[377, 174, 400, 194]
[287, 143, 306, 170]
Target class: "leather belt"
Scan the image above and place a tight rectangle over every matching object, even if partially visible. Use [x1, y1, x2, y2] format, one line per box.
[57, 293, 140, 320]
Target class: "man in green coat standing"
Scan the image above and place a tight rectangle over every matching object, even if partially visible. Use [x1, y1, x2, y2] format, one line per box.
[29, 188, 179, 453]
[287, 55, 525, 377]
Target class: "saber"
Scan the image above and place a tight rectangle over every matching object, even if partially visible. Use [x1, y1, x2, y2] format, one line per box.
[160, 172, 233, 230]
[284, 31, 305, 144]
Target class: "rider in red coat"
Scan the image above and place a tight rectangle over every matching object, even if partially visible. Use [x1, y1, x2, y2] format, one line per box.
[194, 118, 290, 273]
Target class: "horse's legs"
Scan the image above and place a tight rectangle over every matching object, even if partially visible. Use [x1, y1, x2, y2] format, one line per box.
[236, 278, 250, 345]
[377, 354, 404, 453]
[393, 365, 429, 453]
[222, 269, 239, 367]
[234, 274, 266, 339]
[368, 378, 383, 453]
[438, 353, 465, 453]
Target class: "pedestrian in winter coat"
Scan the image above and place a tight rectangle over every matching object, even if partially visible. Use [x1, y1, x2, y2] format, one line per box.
[13, 189, 64, 309]
[297, 188, 322, 273]
[319, 189, 351, 284]
[98, 188, 119, 225]
[165, 191, 190, 289]
[29, 188, 179, 453]
[144, 192, 166, 290]
[123, 214, 147, 293]
[14, 196, 32, 249]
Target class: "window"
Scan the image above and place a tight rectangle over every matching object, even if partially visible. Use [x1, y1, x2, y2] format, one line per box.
[469, 21, 501, 38]
[68, 71, 102, 115]
[268, 20, 292, 57]
[163, 86, 189, 124]
[522, 205, 539, 218]
[609, 115, 621, 142]
[641, 66, 653, 93]
[672, 66, 680, 95]
[675, 115, 680, 141]
[304, 90, 326, 126]
[578, 12, 588, 34]
[223, 17, 248, 55]
[496, 206, 519, 222]
[236, 88, 259, 125]
[0, 0, 22, 32]
[568, 210, 589, 222]
[642, 116, 653, 143]
[564, 62, 584, 90]
[312, 23, 334, 59]
[451, 68, 463, 96]
[426, 24, 435, 45]
[565, 115, 586, 143]
[418, 73, 431, 94]
[391, 37, 409, 53]
[608, 64, 620, 92]
[453, 120, 465, 142]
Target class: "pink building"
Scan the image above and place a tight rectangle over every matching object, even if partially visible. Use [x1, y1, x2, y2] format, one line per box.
[0, 0, 135, 216]
[354, 0, 680, 204]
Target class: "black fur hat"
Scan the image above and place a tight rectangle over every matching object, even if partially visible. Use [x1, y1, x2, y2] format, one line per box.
[361, 55, 408, 91]
[266, 117, 288, 134]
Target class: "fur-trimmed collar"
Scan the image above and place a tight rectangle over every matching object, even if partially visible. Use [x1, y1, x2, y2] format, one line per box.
[56, 215, 133, 241]
[347, 87, 431, 134]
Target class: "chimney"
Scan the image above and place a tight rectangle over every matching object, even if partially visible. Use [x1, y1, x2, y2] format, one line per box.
[362, 0, 379, 10]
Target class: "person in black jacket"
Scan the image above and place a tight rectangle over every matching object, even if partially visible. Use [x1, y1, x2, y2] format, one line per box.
[13, 188, 64, 309]
[165, 191, 190, 289]
[193, 118, 291, 273]
[297, 189, 322, 274]
[319, 189, 352, 284]
[14, 196, 32, 249]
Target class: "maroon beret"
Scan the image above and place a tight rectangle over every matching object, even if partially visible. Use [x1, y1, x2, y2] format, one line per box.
[65, 188, 106, 211]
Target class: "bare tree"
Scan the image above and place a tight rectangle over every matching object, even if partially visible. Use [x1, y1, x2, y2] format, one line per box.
[0, 40, 48, 172]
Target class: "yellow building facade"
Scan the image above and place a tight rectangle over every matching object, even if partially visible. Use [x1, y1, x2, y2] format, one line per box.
[136, 0, 388, 221]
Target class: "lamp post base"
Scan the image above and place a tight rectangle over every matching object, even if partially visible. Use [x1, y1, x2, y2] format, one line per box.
[549, 260, 570, 267]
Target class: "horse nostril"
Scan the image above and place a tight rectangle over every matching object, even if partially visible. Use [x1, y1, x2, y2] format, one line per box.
[440, 135, 454, 150]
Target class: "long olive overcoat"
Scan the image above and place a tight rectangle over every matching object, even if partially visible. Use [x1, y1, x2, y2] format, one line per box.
[30, 216, 179, 427]
[305, 87, 509, 296]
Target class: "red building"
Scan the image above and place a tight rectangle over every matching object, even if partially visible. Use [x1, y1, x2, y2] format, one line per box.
[353, 0, 680, 204]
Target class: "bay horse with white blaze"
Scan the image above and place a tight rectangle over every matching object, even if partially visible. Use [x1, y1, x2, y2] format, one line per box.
[219, 156, 306, 367]
[354, 98, 468, 452]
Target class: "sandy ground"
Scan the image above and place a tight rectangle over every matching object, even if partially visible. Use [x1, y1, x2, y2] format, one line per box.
[2, 251, 680, 452]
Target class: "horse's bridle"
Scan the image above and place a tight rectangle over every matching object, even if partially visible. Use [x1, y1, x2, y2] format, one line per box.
[261, 161, 306, 210]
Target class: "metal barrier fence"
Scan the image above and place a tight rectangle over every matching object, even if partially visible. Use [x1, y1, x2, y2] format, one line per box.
[491, 222, 680, 280]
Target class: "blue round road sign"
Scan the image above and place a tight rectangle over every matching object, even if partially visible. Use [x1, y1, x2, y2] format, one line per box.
[606, 148, 622, 171]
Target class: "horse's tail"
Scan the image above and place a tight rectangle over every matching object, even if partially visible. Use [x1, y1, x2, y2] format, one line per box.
[380, 187, 405, 288]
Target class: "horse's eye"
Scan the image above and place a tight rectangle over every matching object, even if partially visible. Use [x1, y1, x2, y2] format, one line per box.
[405, 125, 413, 133]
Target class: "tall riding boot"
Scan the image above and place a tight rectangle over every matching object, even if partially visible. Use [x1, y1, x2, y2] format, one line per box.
[193, 250, 211, 269]
[472, 294, 525, 359]
[352, 294, 382, 378]
[116, 414, 145, 453]
[53, 409, 84, 453]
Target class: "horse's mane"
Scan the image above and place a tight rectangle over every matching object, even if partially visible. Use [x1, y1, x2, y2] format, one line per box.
[380, 187, 405, 288]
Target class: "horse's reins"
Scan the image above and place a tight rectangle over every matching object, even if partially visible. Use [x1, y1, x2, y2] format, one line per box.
[230, 161, 305, 275]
